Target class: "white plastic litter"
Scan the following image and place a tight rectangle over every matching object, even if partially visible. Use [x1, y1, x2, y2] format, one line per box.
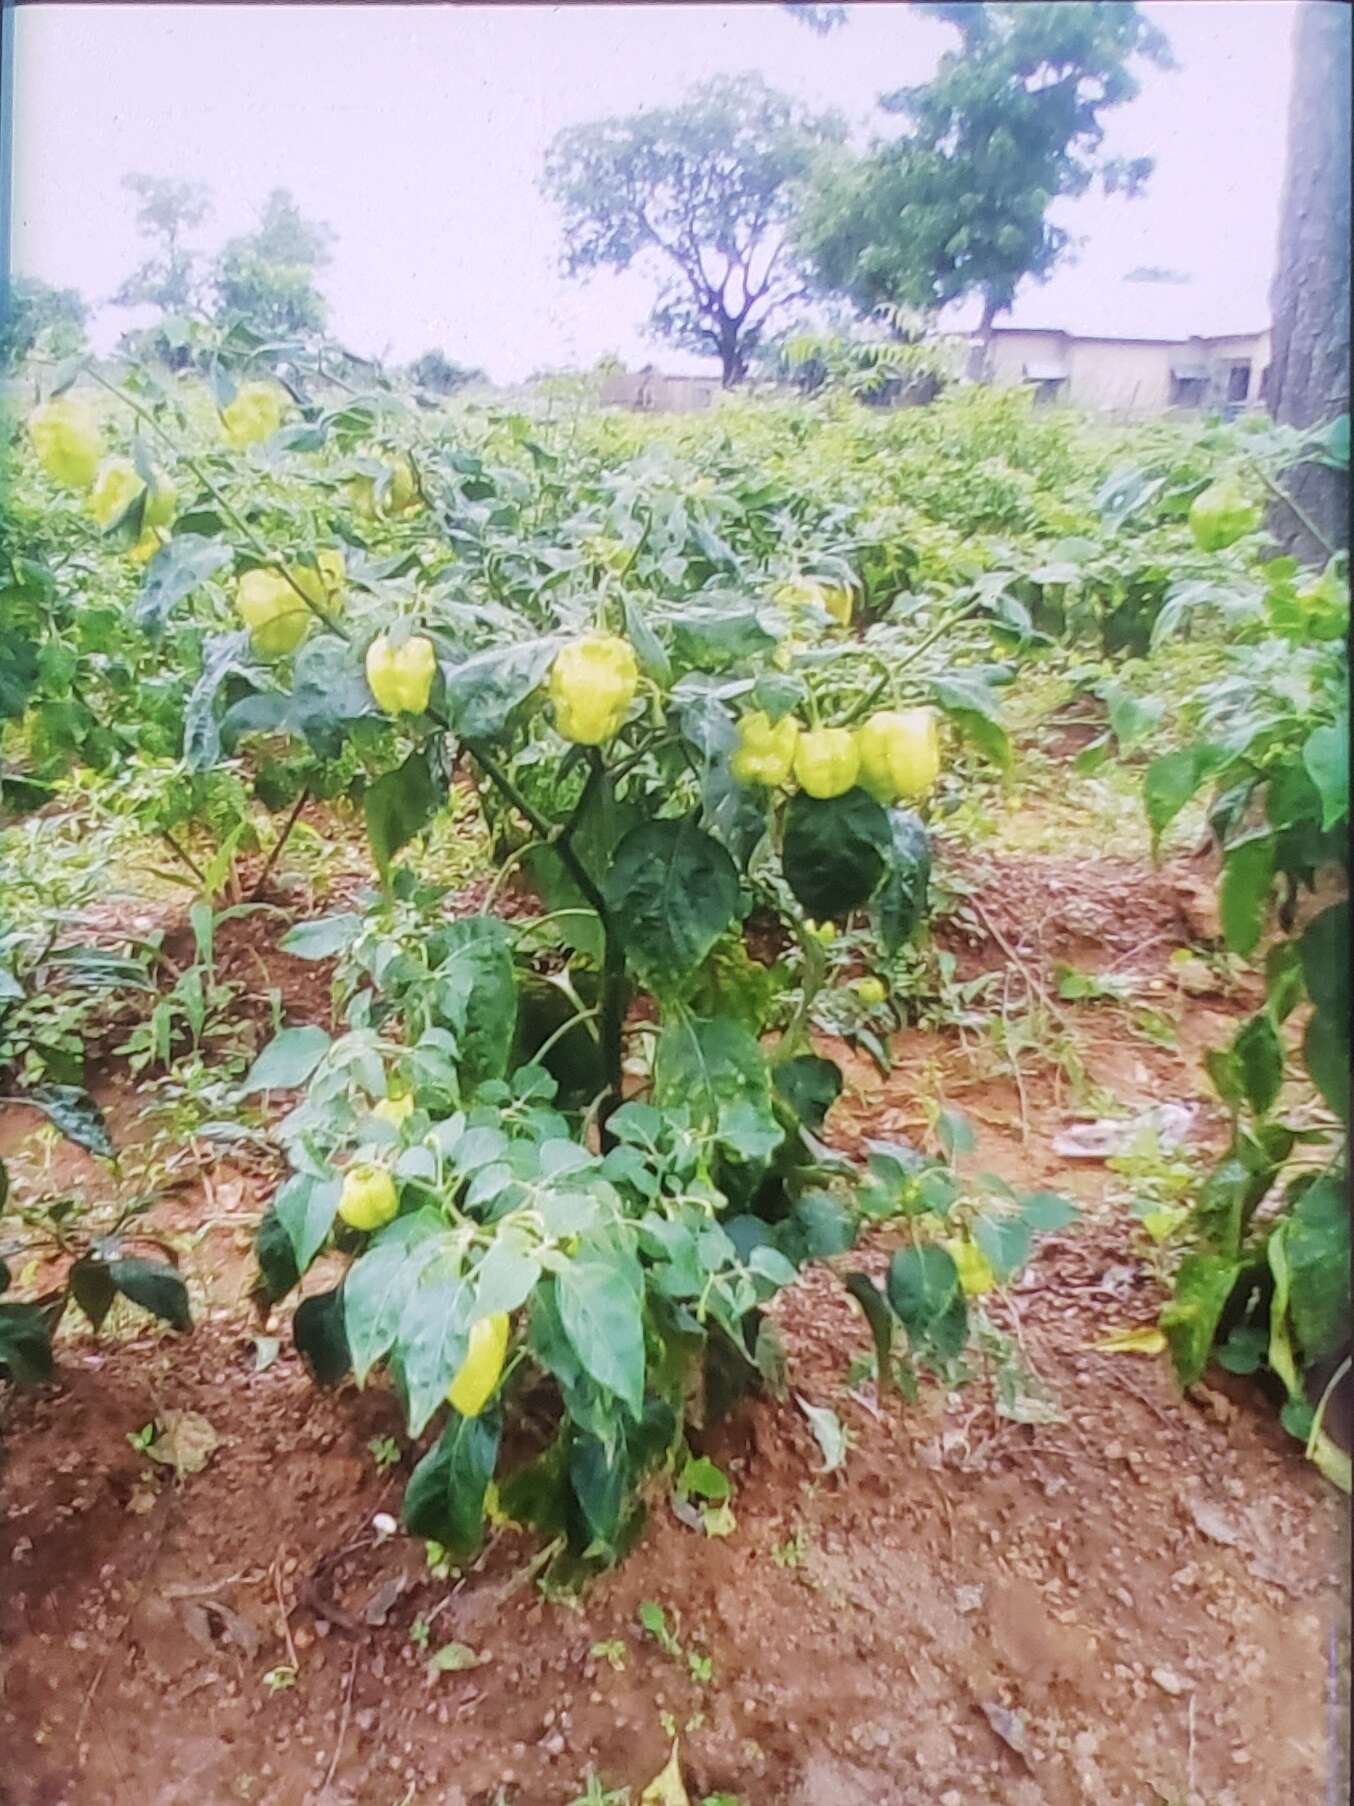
[1051, 1102, 1197, 1161]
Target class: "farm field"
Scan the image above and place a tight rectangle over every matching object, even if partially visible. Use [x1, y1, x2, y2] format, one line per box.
[1, 357, 1348, 1806]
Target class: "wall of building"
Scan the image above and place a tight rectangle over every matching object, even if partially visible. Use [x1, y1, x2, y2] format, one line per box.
[598, 370, 721, 412]
[984, 331, 1068, 389]
[985, 329, 1270, 414]
[1069, 338, 1181, 411]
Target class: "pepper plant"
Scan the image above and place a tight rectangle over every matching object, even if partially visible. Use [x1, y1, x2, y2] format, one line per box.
[1139, 439, 1349, 1487]
[5, 344, 1103, 1563]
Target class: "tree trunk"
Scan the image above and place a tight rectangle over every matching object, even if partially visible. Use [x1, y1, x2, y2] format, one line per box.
[719, 332, 747, 389]
[1267, 1, 1351, 561]
[968, 292, 1000, 382]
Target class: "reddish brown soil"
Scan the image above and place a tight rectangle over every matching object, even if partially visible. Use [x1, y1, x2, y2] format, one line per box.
[1, 851, 1347, 1806]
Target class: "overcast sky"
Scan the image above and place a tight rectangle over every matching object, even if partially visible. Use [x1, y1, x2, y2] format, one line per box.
[10, 2, 1298, 380]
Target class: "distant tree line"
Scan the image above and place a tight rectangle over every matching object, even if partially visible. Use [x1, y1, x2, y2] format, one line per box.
[2, 173, 482, 393]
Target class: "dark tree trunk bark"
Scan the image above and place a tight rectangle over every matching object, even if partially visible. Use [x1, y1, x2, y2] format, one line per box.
[968, 291, 1000, 382]
[719, 333, 747, 388]
[1267, 1, 1351, 561]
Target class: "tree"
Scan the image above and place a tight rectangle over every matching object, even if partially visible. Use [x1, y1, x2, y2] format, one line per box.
[0, 275, 87, 369]
[113, 173, 212, 315]
[1266, 1, 1350, 560]
[405, 349, 486, 396]
[211, 189, 335, 340]
[799, 3, 1171, 349]
[543, 74, 843, 387]
[781, 3, 846, 34]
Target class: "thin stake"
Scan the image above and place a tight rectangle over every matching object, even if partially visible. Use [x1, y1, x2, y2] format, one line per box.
[321, 1645, 360, 1794]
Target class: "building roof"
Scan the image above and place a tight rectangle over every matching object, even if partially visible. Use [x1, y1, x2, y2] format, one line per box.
[943, 259, 1270, 345]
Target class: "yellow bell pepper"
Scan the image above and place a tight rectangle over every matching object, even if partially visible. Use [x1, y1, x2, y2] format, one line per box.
[773, 578, 853, 627]
[90, 456, 176, 531]
[221, 380, 286, 449]
[365, 634, 437, 715]
[235, 569, 311, 659]
[337, 1162, 399, 1231]
[856, 709, 941, 804]
[548, 635, 639, 745]
[447, 1313, 510, 1417]
[350, 453, 420, 520]
[28, 397, 103, 490]
[731, 710, 800, 787]
[793, 727, 859, 798]
[854, 976, 887, 1006]
[372, 1092, 414, 1128]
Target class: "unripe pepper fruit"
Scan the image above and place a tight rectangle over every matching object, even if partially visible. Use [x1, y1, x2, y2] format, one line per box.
[944, 1235, 996, 1297]
[236, 569, 311, 659]
[221, 381, 286, 450]
[90, 456, 176, 531]
[28, 397, 103, 490]
[366, 634, 437, 714]
[773, 578, 853, 627]
[447, 1313, 510, 1417]
[338, 1162, 399, 1231]
[856, 708, 941, 804]
[793, 726, 859, 798]
[731, 710, 800, 787]
[372, 1093, 414, 1128]
[548, 635, 639, 745]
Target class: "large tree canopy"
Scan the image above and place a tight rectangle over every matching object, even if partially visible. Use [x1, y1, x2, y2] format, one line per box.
[799, 2, 1171, 334]
[0, 275, 87, 370]
[113, 173, 212, 315]
[211, 188, 335, 341]
[543, 73, 843, 386]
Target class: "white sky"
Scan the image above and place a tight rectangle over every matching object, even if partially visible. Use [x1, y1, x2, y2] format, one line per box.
[10, 2, 1298, 380]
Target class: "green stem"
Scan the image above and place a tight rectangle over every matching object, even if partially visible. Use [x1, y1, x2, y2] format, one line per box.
[776, 916, 828, 1064]
[532, 1006, 602, 1067]
[464, 740, 610, 925]
[598, 929, 627, 1145]
[510, 907, 599, 940]
[160, 829, 207, 886]
[617, 508, 653, 585]
[251, 786, 309, 899]
[477, 840, 543, 916]
[837, 591, 989, 727]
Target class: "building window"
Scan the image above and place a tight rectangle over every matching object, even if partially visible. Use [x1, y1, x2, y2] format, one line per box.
[1170, 371, 1207, 407]
[1021, 364, 1068, 408]
[1227, 361, 1252, 402]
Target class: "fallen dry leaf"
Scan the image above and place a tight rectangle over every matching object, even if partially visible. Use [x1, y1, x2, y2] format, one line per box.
[1093, 1325, 1166, 1356]
[180, 1598, 261, 1660]
[145, 1410, 220, 1478]
[640, 1739, 690, 1805]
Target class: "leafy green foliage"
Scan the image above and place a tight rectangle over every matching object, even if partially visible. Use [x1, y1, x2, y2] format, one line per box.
[798, 2, 1171, 326]
[1136, 470, 1349, 1482]
[543, 74, 843, 385]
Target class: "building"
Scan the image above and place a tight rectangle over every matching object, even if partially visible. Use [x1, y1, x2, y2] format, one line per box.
[981, 324, 1271, 414]
[597, 366, 722, 413]
[950, 271, 1273, 415]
